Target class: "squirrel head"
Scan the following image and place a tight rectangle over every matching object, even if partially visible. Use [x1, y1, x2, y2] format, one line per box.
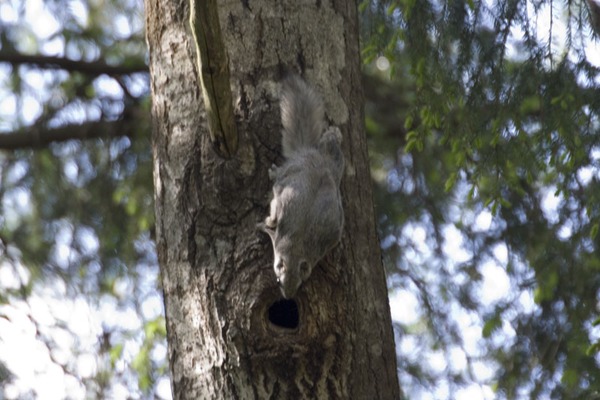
[260, 224, 315, 298]
[273, 252, 312, 299]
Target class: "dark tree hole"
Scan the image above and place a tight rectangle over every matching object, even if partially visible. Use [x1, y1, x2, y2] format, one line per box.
[268, 299, 299, 329]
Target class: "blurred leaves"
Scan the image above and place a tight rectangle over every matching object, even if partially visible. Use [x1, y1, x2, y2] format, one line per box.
[361, 0, 600, 398]
[0, 0, 167, 398]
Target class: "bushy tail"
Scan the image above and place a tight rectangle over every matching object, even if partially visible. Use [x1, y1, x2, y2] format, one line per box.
[280, 76, 325, 158]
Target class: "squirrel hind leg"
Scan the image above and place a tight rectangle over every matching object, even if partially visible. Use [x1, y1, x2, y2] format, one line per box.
[264, 196, 279, 229]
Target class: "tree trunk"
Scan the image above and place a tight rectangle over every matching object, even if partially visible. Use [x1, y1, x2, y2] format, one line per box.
[145, 0, 400, 398]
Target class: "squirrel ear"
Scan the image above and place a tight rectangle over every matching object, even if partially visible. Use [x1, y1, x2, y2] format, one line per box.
[299, 261, 311, 280]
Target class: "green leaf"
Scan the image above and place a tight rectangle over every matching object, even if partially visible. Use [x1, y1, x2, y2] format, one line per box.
[482, 316, 502, 338]
[404, 115, 414, 130]
[561, 368, 578, 387]
[586, 341, 600, 356]
[444, 172, 457, 192]
[109, 343, 124, 367]
[591, 223, 599, 240]
[519, 95, 541, 115]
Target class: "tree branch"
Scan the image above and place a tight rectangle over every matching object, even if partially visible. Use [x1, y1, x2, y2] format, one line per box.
[0, 119, 141, 150]
[0, 53, 148, 77]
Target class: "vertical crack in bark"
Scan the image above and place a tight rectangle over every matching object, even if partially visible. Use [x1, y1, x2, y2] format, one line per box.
[186, 212, 197, 265]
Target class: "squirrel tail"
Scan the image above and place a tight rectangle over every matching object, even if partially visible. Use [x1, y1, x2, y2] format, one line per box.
[280, 76, 325, 158]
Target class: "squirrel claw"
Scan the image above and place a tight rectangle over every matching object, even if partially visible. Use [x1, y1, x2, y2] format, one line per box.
[268, 164, 278, 180]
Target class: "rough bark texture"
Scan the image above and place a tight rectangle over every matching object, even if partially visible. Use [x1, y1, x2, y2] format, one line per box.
[145, 0, 400, 398]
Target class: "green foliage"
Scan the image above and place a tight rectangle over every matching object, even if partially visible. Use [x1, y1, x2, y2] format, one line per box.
[362, 0, 600, 398]
[0, 0, 167, 398]
[132, 317, 167, 391]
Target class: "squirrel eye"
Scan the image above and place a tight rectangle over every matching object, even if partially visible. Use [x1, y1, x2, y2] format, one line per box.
[299, 261, 310, 279]
[275, 259, 284, 271]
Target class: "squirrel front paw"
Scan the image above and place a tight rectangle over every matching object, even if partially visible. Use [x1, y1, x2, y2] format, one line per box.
[268, 164, 279, 180]
[265, 215, 277, 228]
[323, 126, 342, 143]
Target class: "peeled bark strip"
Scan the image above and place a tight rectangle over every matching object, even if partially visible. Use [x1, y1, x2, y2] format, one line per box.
[145, 0, 401, 398]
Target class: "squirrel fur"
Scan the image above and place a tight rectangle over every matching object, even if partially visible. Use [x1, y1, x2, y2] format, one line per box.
[259, 76, 344, 299]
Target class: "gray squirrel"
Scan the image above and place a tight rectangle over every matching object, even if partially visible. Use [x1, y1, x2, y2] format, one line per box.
[259, 76, 344, 299]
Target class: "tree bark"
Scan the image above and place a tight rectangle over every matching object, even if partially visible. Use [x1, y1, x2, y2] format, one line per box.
[145, 0, 400, 398]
